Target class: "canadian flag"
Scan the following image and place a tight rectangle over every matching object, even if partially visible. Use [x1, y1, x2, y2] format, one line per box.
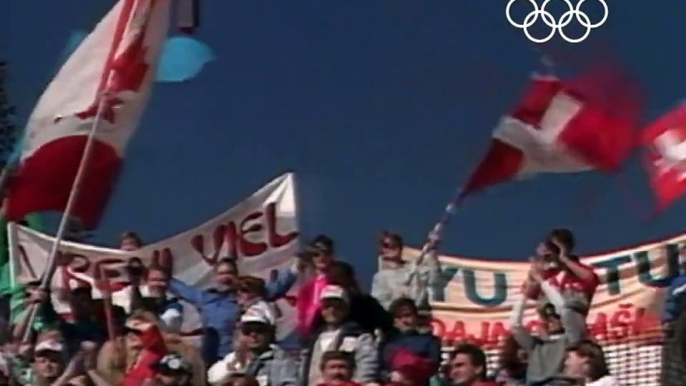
[5, 0, 171, 227]
[642, 105, 686, 211]
[461, 70, 642, 198]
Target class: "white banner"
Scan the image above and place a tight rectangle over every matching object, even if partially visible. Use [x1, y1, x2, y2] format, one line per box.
[8, 173, 300, 340]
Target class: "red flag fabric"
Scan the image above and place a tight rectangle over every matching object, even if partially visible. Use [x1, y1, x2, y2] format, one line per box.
[642, 104, 686, 211]
[5, 0, 171, 228]
[461, 70, 642, 198]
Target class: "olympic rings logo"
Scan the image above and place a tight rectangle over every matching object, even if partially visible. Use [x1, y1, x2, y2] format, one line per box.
[505, 0, 608, 44]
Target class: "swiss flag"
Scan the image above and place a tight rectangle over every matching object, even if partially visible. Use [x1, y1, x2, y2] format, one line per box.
[461, 69, 642, 198]
[642, 105, 686, 211]
[5, 0, 171, 227]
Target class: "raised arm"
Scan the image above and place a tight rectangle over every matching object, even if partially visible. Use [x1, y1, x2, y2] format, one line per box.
[411, 249, 443, 306]
[509, 292, 535, 352]
[663, 275, 686, 324]
[554, 239, 598, 285]
[169, 278, 206, 307]
[264, 265, 298, 301]
[536, 274, 586, 344]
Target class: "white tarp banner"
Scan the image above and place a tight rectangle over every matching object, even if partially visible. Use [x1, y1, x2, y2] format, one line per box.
[8, 173, 300, 340]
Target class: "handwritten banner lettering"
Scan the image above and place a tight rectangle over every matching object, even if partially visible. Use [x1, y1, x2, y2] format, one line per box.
[389, 236, 682, 346]
[9, 173, 300, 340]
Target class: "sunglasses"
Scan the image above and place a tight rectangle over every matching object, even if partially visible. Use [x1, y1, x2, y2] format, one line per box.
[241, 323, 269, 335]
[124, 327, 144, 335]
[382, 242, 397, 249]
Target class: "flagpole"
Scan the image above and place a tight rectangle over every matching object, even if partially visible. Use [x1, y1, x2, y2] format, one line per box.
[405, 187, 463, 286]
[21, 90, 112, 342]
[19, 0, 140, 342]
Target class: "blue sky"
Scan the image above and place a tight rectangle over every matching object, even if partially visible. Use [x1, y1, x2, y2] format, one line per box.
[4, 1, 686, 287]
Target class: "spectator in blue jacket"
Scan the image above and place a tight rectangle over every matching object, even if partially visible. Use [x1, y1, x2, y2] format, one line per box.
[378, 297, 442, 386]
[662, 273, 686, 329]
[170, 257, 297, 366]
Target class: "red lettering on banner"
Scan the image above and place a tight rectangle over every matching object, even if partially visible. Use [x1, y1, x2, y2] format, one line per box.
[589, 312, 608, 338]
[92, 258, 128, 291]
[147, 248, 174, 271]
[266, 203, 298, 248]
[490, 322, 509, 343]
[431, 303, 661, 347]
[191, 203, 298, 266]
[447, 321, 468, 342]
[56, 253, 129, 292]
[431, 318, 447, 338]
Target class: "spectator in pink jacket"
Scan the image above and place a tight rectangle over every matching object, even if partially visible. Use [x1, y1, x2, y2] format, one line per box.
[296, 235, 336, 335]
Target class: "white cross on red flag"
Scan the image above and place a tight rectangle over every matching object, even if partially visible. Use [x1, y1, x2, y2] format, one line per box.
[642, 104, 686, 211]
[460, 66, 643, 199]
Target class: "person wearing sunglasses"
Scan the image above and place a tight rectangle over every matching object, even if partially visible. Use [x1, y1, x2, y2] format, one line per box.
[208, 306, 298, 386]
[371, 232, 442, 311]
[293, 235, 338, 336]
[170, 252, 298, 366]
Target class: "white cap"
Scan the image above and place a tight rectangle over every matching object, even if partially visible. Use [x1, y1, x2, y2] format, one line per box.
[160, 308, 183, 333]
[240, 305, 273, 325]
[35, 339, 64, 353]
[319, 285, 348, 303]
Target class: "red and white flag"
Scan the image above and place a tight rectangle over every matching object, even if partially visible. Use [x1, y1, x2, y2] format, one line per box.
[642, 104, 686, 211]
[461, 70, 642, 198]
[5, 0, 171, 227]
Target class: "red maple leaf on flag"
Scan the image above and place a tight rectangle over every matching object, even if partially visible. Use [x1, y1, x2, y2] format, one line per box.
[74, 15, 152, 124]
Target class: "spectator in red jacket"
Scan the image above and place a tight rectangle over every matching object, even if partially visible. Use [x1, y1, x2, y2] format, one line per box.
[121, 311, 167, 386]
[317, 351, 362, 386]
[447, 343, 496, 386]
[524, 229, 599, 316]
[379, 298, 441, 386]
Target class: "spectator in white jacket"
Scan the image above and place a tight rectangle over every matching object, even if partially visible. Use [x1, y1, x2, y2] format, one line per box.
[371, 232, 441, 311]
[300, 285, 378, 386]
[208, 305, 298, 386]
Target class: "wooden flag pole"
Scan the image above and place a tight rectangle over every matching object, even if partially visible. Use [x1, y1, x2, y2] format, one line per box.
[21, 90, 112, 343]
[98, 265, 117, 343]
[21, 0, 138, 343]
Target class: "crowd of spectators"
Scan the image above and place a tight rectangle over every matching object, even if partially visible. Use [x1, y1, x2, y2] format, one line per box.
[0, 228, 681, 386]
